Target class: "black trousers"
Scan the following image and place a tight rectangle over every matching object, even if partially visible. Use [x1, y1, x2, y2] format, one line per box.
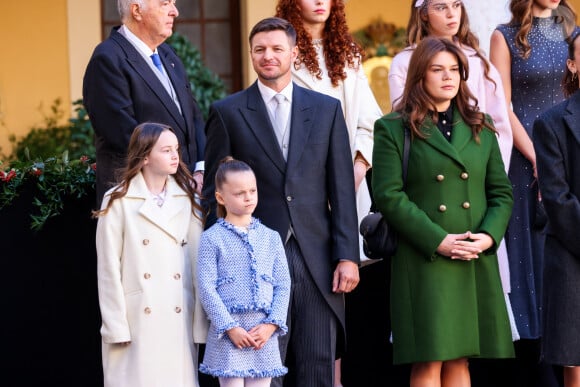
[272, 236, 338, 387]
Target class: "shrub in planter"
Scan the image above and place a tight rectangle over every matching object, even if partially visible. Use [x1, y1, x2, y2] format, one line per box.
[0, 150, 96, 231]
[7, 98, 95, 161]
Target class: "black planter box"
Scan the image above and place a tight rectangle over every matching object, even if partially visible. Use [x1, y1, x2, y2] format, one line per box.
[0, 187, 103, 386]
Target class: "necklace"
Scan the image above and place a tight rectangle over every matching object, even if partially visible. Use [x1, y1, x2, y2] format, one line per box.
[312, 38, 324, 47]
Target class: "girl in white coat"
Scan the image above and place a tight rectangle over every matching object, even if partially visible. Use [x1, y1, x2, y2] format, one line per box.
[95, 122, 208, 387]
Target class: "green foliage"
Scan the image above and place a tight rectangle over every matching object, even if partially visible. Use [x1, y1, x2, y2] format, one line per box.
[7, 98, 95, 161]
[0, 151, 96, 231]
[1, 99, 96, 230]
[166, 31, 227, 119]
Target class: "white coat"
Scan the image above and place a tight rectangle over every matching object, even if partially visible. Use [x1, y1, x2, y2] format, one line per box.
[96, 172, 209, 387]
[292, 57, 383, 262]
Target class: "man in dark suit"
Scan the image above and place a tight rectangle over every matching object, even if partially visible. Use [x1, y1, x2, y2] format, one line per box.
[83, 0, 205, 206]
[202, 17, 360, 387]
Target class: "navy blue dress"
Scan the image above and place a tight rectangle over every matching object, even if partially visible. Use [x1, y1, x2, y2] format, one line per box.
[496, 17, 579, 339]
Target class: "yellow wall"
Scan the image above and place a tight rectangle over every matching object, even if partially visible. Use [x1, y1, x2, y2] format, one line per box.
[346, 0, 410, 31]
[0, 1, 71, 156]
[67, 0, 102, 107]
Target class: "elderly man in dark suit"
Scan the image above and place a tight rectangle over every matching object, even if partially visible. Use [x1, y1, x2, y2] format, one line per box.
[202, 17, 360, 387]
[83, 0, 205, 206]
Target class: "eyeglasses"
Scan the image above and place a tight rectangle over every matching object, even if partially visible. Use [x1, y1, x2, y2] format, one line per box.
[429, 0, 463, 14]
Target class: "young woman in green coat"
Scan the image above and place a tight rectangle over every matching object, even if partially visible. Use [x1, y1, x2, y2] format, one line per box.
[372, 37, 515, 386]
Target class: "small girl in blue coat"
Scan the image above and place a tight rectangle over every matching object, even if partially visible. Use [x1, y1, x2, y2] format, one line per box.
[197, 157, 291, 387]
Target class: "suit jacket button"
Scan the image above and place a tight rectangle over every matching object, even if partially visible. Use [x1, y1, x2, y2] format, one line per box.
[144, 307, 152, 314]
[286, 196, 293, 202]
[144, 273, 151, 279]
[143, 239, 149, 245]
[439, 204, 447, 212]
[175, 307, 182, 313]
[462, 202, 471, 209]
[436, 174, 445, 181]
[460, 172, 469, 180]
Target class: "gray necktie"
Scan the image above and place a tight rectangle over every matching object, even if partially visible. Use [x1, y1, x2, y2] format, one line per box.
[273, 94, 290, 159]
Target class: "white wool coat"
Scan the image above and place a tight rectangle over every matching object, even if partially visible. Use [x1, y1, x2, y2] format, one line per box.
[96, 172, 208, 387]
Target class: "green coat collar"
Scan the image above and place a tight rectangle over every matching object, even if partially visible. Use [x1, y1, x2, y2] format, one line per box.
[420, 108, 473, 170]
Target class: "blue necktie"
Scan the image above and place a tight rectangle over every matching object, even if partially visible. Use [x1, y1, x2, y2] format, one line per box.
[150, 53, 164, 73]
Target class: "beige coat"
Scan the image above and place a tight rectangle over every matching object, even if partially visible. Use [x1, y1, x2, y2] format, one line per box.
[292, 59, 383, 262]
[96, 173, 208, 387]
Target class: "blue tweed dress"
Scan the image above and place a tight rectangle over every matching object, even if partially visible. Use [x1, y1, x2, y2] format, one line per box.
[197, 218, 290, 378]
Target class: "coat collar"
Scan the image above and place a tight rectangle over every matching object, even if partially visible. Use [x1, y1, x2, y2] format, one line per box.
[564, 91, 580, 144]
[125, 172, 190, 242]
[109, 27, 187, 133]
[420, 107, 471, 169]
[240, 82, 316, 174]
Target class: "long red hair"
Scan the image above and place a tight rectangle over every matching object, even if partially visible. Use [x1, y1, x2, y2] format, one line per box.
[275, 0, 364, 87]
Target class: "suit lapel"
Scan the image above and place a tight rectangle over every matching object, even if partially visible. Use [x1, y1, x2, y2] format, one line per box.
[286, 85, 315, 170]
[111, 32, 186, 132]
[240, 83, 286, 173]
[450, 109, 474, 158]
[564, 92, 580, 144]
[158, 44, 188, 132]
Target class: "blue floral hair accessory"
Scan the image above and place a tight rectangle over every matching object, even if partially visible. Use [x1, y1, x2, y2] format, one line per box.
[415, 0, 425, 7]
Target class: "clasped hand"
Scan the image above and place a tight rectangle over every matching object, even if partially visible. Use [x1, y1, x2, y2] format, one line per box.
[437, 231, 493, 260]
[226, 323, 277, 350]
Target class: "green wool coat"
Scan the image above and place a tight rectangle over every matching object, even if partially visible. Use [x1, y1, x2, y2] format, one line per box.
[372, 109, 515, 364]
